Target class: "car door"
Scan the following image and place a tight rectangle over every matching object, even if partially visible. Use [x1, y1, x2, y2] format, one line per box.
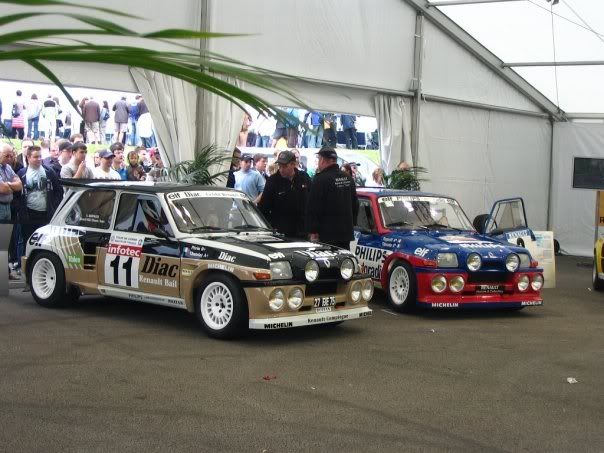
[484, 198, 534, 247]
[99, 192, 182, 302]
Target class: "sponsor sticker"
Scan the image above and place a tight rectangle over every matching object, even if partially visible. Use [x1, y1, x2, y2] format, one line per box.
[520, 300, 543, 306]
[268, 252, 286, 259]
[167, 190, 246, 201]
[208, 263, 235, 273]
[67, 254, 82, 265]
[431, 302, 459, 308]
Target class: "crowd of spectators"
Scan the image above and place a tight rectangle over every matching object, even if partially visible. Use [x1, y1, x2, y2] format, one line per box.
[1, 89, 156, 148]
[0, 133, 167, 281]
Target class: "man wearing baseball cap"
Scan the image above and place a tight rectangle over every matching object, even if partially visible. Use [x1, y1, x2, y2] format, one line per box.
[92, 149, 121, 180]
[234, 154, 265, 203]
[306, 146, 359, 249]
[258, 150, 312, 239]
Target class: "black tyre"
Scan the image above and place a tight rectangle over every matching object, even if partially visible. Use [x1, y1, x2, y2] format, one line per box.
[593, 257, 604, 291]
[473, 214, 490, 234]
[29, 252, 78, 308]
[195, 273, 248, 339]
[386, 261, 417, 312]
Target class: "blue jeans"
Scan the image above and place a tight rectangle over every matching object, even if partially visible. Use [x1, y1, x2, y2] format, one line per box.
[128, 119, 138, 146]
[141, 133, 156, 148]
[27, 117, 39, 139]
[255, 135, 270, 147]
[307, 125, 323, 148]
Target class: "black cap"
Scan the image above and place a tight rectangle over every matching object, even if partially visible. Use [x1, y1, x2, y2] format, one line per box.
[317, 146, 338, 160]
[276, 150, 296, 164]
[72, 141, 87, 151]
[241, 154, 253, 162]
[58, 141, 73, 152]
[98, 149, 115, 159]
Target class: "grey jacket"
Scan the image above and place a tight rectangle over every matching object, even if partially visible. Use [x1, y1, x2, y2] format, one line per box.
[112, 100, 130, 123]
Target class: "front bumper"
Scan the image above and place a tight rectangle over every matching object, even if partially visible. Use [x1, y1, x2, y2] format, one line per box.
[249, 306, 372, 329]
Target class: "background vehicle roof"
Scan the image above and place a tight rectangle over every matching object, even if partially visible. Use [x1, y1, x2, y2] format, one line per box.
[357, 188, 450, 199]
[59, 180, 241, 194]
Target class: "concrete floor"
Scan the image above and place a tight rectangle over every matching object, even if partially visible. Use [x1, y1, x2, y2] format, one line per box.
[0, 256, 602, 452]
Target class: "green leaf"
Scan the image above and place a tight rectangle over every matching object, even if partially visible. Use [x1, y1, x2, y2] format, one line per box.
[0, 0, 142, 19]
[143, 29, 246, 39]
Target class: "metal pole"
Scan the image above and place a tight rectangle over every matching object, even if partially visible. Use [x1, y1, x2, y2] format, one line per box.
[428, 0, 524, 6]
[504, 60, 604, 67]
[410, 12, 424, 167]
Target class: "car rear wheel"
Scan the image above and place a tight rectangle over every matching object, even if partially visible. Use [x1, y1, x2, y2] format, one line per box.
[387, 262, 417, 312]
[196, 274, 248, 339]
[593, 257, 604, 291]
[29, 252, 79, 308]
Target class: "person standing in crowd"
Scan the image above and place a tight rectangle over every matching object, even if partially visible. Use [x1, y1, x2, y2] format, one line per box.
[78, 98, 88, 138]
[350, 163, 366, 187]
[306, 146, 359, 249]
[41, 95, 58, 140]
[137, 97, 156, 148]
[0, 143, 23, 221]
[99, 100, 110, 144]
[70, 133, 84, 144]
[253, 153, 269, 180]
[234, 154, 265, 203]
[43, 139, 68, 177]
[136, 146, 152, 172]
[341, 114, 358, 149]
[62, 107, 72, 139]
[109, 142, 127, 180]
[61, 142, 94, 179]
[322, 113, 338, 147]
[258, 150, 312, 239]
[226, 148, 241, 188]
[285, 107, 299, 148]
[291, 148, 307, 173]
[305, 111, 324, 148]
[39, 139, 51, 159]
[17, 145, 63, 244]
[26, 94, 42, 140]
[11, 90, 26, 139]
[254, 114, 276, 148]
[92, 150, 121, 180]
[93, 151, 101, 167]
[271, 109, 287, 148]
[113, 95, 129, 144]
[128, 96, 140, 146]
[126, 150, 146, 181]
[237, 113, 252, 147]
[366, 167, 385, 187]
[13, 139, 33, 174]
[82, 96, 101, 144]
[52, 97, 63, 138]
[147, 149, 166, 181]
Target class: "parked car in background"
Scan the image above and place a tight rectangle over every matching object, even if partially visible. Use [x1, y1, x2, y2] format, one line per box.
[353, 189, 544, 311]
[594, 238, 604, 291]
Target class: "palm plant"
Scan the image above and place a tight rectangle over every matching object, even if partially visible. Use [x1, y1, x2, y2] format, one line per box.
[0, 0, 305, 118]
[383, 167, 427, 191]
[165, 145, 231, 185]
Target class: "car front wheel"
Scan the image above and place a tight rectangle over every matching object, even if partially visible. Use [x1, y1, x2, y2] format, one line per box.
[29, 252, 79, 308]
[593, 257, 604, 291]
[196, 274, 248, 339]
[387, 261, 417, 312]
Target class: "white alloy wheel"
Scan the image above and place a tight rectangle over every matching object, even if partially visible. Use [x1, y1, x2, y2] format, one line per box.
[389, 266, 410, 305]
[32, 258, 57, 300]
[200, 282, 234, 330]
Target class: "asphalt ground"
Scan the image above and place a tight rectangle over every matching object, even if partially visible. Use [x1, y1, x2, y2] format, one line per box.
[0, 256, 603, 452]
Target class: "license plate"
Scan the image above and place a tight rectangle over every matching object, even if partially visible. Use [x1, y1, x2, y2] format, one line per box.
[315, 306, 333, 313]
[313, 296, 336, 308]
[476, 285, 504, 294]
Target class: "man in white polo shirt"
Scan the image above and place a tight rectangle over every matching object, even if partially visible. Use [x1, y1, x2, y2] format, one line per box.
[92, 149, 121, 180]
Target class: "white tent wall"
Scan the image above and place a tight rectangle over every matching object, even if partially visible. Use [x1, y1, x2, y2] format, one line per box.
[418, 101, 551, 229]
[421, 21, 543, 114]
[551, 123, 604, 257]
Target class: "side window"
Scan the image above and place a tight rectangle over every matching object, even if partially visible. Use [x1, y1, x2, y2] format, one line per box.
[65, 190, 115, 229]
[356, 198, 375, 231]
[115, 193, 173, 236]
[488, 199, 527, 233]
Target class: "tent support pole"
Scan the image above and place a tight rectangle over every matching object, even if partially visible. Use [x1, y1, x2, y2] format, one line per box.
[547, 117, 555, 230]
[411, 12, 424, 167]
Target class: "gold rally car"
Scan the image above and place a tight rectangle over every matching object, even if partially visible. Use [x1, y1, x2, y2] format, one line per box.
[23, 181, 373, 338]
[594, 238, 604, 291]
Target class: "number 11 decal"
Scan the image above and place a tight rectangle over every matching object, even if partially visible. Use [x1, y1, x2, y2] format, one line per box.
[105, 254, 140, 288]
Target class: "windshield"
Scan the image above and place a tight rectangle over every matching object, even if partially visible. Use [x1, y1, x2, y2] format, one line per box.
[378, 195, 474, 231]
[166, 190, 270, 234]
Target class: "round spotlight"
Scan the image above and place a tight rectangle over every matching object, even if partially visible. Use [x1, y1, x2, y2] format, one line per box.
[449, 276, 465, 293]
[531, 274, 544, 291]
[467, 253, 482, 272]
[517, 275, 530, 292]
[431, 275, 447, 293]
[305, 260, 319, 282]
[287, 287, 304, 310]
[269, 289, 285, 311]
[350, 281, 362, 303]
[361, 280, 374, 301]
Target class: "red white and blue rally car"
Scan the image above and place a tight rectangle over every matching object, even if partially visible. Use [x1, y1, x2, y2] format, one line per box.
[353, 189, 544, 311]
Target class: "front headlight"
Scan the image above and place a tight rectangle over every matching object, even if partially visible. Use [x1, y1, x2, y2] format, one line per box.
[287, 287, 304, 310]
[449, 276, 465, 293]
[269, 289, 285, 311]
[506, 254, 520, 272]
[304, 260, 319, 282]
[437, 253, 458, 268]
[517, 275, 529, 291]
[467, 253, 482, 272]
[340, 258, 355, 280]
[350, 281, 362, 303]
[361, 280, 374, 301]
[431, 275, 447, 293]
[518, 253, 531, 268]
[270, 261, 293, 280]
[531, 274, 544, 291]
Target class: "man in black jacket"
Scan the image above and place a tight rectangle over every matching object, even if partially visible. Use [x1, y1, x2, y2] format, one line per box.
[259, 150, 311, 239]
[307, 147, 359, 249]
